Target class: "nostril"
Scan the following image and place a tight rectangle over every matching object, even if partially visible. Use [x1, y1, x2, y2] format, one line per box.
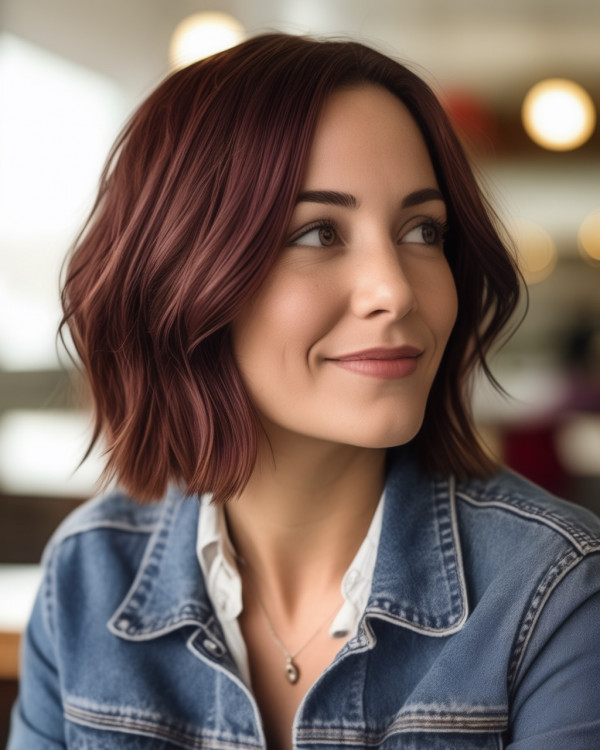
[368, 308, 391, 317]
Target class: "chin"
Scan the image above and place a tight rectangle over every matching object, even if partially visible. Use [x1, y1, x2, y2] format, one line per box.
[345, 418, 425, 451]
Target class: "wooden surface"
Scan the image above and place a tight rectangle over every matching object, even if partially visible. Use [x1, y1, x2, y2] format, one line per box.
[0, 632, 20, 680]
[0, 565, 42, 681]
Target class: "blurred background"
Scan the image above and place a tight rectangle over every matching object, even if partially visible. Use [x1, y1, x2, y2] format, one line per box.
[0, 0, 599, 738]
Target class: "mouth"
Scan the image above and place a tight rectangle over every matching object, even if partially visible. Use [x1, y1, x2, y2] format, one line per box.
[327, 346, 423, 379]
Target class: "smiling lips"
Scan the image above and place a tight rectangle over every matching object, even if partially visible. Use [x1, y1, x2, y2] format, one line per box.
[328, 346, 423, 379]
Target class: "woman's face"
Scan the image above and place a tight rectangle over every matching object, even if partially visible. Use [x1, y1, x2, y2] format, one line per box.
[232, 85, 458, 451]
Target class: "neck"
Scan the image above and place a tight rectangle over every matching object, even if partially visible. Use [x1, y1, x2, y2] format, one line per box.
[225, 427, 386, 618]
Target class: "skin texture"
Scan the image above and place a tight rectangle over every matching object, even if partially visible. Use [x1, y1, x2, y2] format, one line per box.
[232, 85, 457, 455]
[227, 84, 458, 750]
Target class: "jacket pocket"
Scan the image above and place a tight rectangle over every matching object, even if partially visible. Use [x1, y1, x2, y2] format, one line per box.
[64, 698, 262, 750]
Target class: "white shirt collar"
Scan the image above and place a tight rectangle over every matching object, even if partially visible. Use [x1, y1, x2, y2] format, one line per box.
[196, 490, 385, 684]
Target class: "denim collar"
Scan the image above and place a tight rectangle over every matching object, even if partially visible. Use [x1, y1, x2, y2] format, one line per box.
[366, 449, 468, 635]
[109, 450, 467, 643]
[109, 489, 214, 641]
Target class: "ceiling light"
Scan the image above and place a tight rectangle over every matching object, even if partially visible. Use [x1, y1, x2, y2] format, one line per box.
[522, 78, 596, 151]
[169, 13, 245, 69]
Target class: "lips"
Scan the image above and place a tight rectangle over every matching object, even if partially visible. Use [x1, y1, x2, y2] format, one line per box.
[327, 346, 423, 379]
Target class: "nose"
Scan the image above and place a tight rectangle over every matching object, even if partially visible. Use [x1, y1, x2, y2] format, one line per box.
[350, 240, 417, 320]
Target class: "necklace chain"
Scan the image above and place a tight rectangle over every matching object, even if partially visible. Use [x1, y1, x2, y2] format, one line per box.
[239, 558, 340, 685]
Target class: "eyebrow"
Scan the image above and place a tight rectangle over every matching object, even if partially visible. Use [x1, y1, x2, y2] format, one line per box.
[296, 190, 357, 208]
[295, 187, 445, 209]
[400, 187, 445, 208]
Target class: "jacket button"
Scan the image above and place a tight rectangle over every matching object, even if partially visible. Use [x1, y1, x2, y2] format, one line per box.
[203, 638, 225, 657]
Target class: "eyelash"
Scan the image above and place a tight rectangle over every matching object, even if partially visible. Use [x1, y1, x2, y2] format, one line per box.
[406, 218, 449, 247]
[287, 219, 338, 247]
[287, 218, 449, 248]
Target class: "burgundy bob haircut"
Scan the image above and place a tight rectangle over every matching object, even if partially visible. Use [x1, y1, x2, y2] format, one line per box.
[61, 33, 521, 503]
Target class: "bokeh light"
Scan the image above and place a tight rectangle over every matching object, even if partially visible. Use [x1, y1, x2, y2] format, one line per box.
[578, 208, 600, 266]
[522, 78, 596, 151]
[510, 218, 558, 285]
[169, 12, 245, 68]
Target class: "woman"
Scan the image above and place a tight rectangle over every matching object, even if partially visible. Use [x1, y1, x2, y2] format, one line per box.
[9, 33, 600, 749]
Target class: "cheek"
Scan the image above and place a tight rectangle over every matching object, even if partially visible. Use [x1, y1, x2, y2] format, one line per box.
[231, 273, 337, 375]
[417, 262, 458, 346]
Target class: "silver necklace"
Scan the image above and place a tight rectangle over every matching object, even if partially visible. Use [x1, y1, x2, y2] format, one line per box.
[240, 560, 340, 684]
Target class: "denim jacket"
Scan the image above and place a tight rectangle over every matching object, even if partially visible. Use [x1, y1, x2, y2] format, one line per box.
[8, 450, 600, 748]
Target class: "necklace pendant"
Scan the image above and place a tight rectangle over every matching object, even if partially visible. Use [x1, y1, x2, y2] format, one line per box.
[285, 656, 300, 684]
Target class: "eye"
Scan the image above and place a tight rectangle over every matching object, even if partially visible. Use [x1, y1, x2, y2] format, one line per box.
[401, 220, 447, 247]
[289, 221, 338, 248]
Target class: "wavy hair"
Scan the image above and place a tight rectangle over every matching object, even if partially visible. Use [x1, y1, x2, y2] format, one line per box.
[61, 33, 521, 502]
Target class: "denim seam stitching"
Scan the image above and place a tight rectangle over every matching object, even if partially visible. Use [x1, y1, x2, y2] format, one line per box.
[506, 547, 582, 693]
[438, 475, 469, 626]
[64, 702, 261, 749]
[185, 628, 263, 728]
[455, 490, 599, 553]
[364, 476, 468, 635]
[43, 489, 164, 550]
[296, 709, 509, 743]
[107, 496, 180, 635]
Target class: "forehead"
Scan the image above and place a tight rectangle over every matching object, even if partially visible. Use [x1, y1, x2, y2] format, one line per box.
[301, 84, 438, 195]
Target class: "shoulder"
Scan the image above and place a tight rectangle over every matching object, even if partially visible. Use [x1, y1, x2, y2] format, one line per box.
[40, 484, 199, 584]
[51, 488, 164, 538]
[452, 469, 600, 633]
[43, 488, 166, 561]
[454, 468, 600, 556]
[46, 484, 195, 544]
[37, 485, 201, 632]
[453, 471, 600, 708]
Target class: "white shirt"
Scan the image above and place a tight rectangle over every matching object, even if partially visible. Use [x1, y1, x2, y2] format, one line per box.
[196, 491, 385, 687]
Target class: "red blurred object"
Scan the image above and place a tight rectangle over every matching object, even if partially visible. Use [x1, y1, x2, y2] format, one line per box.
[442, 90, 498, 153]
[502, 421, 569, 498]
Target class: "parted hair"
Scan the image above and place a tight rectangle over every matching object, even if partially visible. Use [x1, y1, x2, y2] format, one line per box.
[60, 33, 521, 502]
